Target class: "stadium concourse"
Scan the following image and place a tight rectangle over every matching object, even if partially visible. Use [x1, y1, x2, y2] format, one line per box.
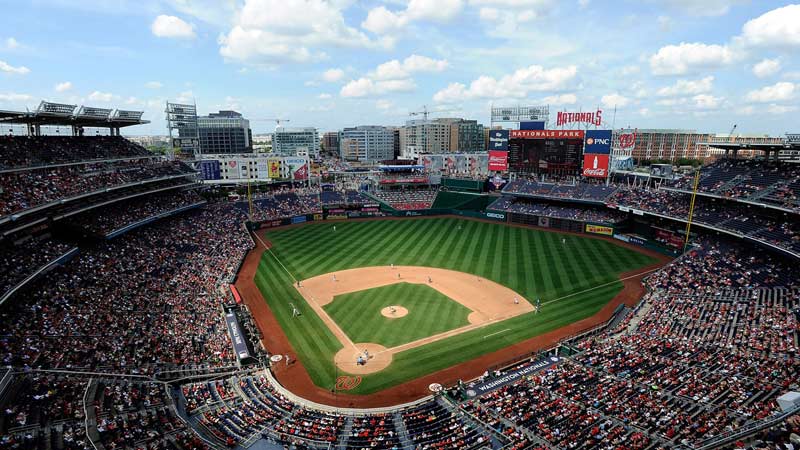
[0, 135, 798, 450]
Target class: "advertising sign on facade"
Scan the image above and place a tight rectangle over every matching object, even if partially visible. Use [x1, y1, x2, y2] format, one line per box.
[555, 109, 602, 127]
[488, 150, 509, 171]
[268, 158, 281, 178]
[285, 157, 308, 180]
[619, 131, 636, 150]
[582, 154, 609, 178]
[584, 130, 612, 155]
[585, 224, 614, 235]
[489, 130, 510, 150]
[198, 160, 221, 180]
[510, 129, 585, 139]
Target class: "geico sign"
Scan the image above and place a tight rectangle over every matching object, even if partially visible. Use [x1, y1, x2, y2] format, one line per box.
[486, 212, 505, 219]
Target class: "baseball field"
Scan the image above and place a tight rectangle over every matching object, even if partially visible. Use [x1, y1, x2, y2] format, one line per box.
[251, 217, 658, 395]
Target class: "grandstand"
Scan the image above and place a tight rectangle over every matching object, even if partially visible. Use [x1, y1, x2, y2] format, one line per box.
[0, 103, 798, 450]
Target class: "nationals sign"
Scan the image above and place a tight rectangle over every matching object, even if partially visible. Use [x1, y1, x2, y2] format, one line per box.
[619, 131, 636, 150]
[510, 129, 585, 139]
[488, 150, 509, 171]
[583, 153, 609, 178]
[556, 109, 603, 127]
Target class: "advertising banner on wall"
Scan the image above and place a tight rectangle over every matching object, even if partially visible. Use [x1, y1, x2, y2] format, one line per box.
[584, 130, 612, 154]
[268, 158, 281, 178]
[585, 224, 614, 235]
[489, 130, 510, 150]
[619, 131, 636, 150]
[510, 129, 585, 139]
[488, 150, 509, 171]
[285, 157, 308, 180]
[583, 154, 610, 178]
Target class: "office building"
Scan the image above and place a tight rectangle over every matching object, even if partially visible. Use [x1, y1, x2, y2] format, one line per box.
[339, 126, 395, 163]
[401, 118, 485, 159]
[322, 132, 339, 155]
[273, 127, 320, 158]
[197, 110, 252, 154]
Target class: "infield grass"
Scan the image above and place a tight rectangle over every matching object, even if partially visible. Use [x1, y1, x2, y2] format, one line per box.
[253, 217, 658, 394]
[323, 282, 472, 347]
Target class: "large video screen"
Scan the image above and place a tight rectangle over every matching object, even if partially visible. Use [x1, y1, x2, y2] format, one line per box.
[508, 138, 583, 177]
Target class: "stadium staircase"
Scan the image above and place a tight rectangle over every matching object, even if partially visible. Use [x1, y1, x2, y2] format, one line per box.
[392, 411, 413, 449]
[335, 417, 354, 449]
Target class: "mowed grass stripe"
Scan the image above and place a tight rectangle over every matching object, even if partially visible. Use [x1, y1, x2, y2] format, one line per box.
[323, 282, 471, 347]
[257, 218, 659, 393]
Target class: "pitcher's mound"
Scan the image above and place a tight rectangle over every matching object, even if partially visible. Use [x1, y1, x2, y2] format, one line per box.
[381, 306, 408, 318]
[334, 343, 391, 375]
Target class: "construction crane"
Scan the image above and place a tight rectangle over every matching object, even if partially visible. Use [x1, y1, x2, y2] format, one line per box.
[409, 105, 461, 121]
[729, 124, 737, 143]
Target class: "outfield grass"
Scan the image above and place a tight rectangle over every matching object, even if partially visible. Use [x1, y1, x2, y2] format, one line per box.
[254, 217, 658, 394]
[323, 282, 472, 347]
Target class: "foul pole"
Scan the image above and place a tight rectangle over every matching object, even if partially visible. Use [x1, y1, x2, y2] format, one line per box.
[683, 169, 701, 253]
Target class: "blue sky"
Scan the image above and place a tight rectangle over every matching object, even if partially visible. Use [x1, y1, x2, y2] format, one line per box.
[1, 0, 799, 135]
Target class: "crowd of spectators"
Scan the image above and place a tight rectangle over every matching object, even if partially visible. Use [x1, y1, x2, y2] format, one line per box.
[503, 180, 618, 202]
[672, 159, 800, 212]
[67, 190, 205, 236]
[0, 136, 150, 169]
[373, 189, 438, 210]
[488, 196, 627, 224]
[239, 189, 321, 222]
[0, 159, 193, 217]
[0, 203, 252, 373]
[0, 235, 74, 298]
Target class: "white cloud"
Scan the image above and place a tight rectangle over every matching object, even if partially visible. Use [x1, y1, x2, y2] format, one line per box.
[362, 0, 463, 36]
[318, 93, 332, 99]
[620, 65, 640, 76]
[752, 58, 781, 78]
[433, 65, 577, 102]
[656, 76, 714, 96]
[659, 0, 744, 17]
[638, 108, 650, 116]
[657, 15, 672, 32]
[151, 15, 196, 39]
[145, 81, 163, 89]
[4, 37, 20, 50]
[541, 93, 577, 105]
[322, 68, 346, 82]
[125, 96, 141, 105]
[340, 78, 416, 97]
[578, 0, 590, 8]
[740, 4, 800, 48]
[176, 90, 194, 103]
[745, 82, 796, 103]
[649, 42, 734, 75]
[55, 81, 72, 92]
[0, 60, 30, 75]
[600, 93, 630, 108]
[471, 0, 549, 33]
[220, 0, 381, 67]
[0, 93, 32, 102]
[88, 91, 114, 102]
[376, 99, 394, 110]
[767, 104, 798, 114]
[374, 55, 448, 80]
[692, 94, 721, 109]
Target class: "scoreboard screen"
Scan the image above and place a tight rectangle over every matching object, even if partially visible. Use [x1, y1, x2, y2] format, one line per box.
[508, 138, 583, 177]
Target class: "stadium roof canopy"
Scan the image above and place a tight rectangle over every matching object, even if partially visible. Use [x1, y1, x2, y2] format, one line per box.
[701, 142, 798, 152]
[0, 101, 149, 129]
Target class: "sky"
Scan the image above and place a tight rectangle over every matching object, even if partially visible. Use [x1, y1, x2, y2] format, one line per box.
[1, 0, 799, 136]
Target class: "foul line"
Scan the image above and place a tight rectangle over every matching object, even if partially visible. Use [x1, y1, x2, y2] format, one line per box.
[253, 231, 298, 284]
[542, 267, 661, 307]
[483, 329, 510, 339]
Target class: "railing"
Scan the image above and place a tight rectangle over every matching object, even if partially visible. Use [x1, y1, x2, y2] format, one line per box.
[691, 403, 800, 450]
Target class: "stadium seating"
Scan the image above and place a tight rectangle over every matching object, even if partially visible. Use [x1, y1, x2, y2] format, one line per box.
[373, 189, 438, 210]
[0, 136, 150, 169]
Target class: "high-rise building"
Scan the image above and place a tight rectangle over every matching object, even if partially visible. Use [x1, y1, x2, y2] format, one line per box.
[322, 132, 339, 155]
[401, 118, 485, 159]
[339, 126, 395, 162]
[389, 127, 401, 159]
[273, 127, 320, 158]
[197, 110, 252, 154]
[449, 119, 485, 153]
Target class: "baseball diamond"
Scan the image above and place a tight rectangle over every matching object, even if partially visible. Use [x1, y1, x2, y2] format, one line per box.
[242, 216, 659, 396]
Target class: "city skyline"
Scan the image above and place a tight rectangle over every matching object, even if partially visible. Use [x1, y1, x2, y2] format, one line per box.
[1, 1, 799, 136]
